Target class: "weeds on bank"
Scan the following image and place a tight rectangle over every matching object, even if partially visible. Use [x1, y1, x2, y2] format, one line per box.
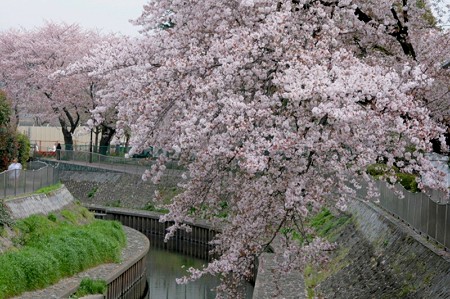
[301, 208, 352, 299]
[143, 186, 183, 214]
[34, 182, 62, 195]
[0, 206, 126, 299]
[87, 186, 98, 198]
[70, 278, 107, 298]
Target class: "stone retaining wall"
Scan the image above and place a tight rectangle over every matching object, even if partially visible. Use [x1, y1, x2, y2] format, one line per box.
[315, 200, 450, 298]
[253, 252, 306, 299]
[60, 170, 183, 208]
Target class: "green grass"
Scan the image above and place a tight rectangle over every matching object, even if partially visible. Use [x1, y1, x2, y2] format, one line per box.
[71, 278, 107, 298]
[87, 186, 98, 198]
[34, 182, 62, 195]
[0, 200, 13, 227]
[0, 208, 126, 299]
[302, 208, 352, 298]
[304, 247, 351, 298]
[142, 186, 183, 214]
[143, 202, 169, 214]
[395, 173, 419, 193]
[158, 186, 183, 202]
[309, 208, 351, 240]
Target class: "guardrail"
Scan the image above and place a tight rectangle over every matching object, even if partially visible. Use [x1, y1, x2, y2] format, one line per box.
[105, 241, 148, 299]
[0, 161, 60, 199]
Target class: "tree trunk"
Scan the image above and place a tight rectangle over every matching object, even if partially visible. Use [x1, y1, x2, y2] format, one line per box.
[61, 125, 74, 150]
[94, 127, 100, 153]
[99, 125, 115, 155]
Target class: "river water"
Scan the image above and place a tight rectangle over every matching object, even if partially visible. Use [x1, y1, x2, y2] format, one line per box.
[146, 248, 254, 299]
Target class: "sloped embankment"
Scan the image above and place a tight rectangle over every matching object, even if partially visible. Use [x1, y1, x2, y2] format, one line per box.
[60, 170, 182, 208]
[308, 200, 450, 298]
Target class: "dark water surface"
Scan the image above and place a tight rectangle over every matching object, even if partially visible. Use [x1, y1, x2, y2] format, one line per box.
[146, 248, 253, 299]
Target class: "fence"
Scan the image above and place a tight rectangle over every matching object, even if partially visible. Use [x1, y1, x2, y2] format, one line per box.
[34, 143, 167, 158]
[358, 180, 450, 251]
[37, 150, 182, 174]
[0, 161, 60, 199]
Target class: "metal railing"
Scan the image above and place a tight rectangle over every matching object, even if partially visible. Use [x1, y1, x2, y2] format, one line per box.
[358, 180, 450, 251]
[0, 161, 60, 199]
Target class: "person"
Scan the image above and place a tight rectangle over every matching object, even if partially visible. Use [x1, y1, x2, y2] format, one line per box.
[8, 158, 22, 186]
[56, 142, 62, 160]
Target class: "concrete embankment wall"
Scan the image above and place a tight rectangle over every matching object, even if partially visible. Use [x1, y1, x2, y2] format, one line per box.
[315, 200, 450, 299]
[60, 170, 183, 208]
[4, 185, 74, 219]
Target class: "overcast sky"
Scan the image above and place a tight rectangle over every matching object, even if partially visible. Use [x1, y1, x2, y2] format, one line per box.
[0, 0, 448, 35]
[0, 0, 147, 36]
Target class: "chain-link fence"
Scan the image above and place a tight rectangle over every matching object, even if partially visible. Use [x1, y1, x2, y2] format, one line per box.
[0, 161, 60, 199]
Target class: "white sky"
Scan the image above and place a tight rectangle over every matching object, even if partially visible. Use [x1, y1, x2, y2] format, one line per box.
[0, 0, 147, 36]
[0, 0, 448, 35]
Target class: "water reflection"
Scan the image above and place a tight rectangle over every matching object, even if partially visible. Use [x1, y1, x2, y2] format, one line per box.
[147, 248, 253, 299]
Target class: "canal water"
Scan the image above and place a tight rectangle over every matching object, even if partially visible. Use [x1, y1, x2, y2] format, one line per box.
[147, 248, 254, 299]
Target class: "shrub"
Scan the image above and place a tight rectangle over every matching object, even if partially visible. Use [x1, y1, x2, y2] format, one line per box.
[367, 163, 419, 193]
[0, 199, 13, 228]
[396, 173, 419, 193]
[143, 202, 169, 214]
[87, 186, 98, 198]
[366, 163, 397, 178]
[47, 213, 57, 222]
[16, 132, 30, 166]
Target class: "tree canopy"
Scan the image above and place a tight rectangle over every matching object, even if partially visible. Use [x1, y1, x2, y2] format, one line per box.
[0, 23, 108, 150]
[66, 1, 450, 296]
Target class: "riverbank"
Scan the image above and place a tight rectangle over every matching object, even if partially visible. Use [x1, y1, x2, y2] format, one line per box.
[13, 226, 149, 299]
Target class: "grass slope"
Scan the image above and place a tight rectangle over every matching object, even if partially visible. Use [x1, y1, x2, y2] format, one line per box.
[0, 204, 126, 299]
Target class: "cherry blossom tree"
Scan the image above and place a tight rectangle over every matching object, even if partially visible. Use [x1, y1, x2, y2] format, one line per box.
[0, 23, 103, 149]
[58, 36, 141, 155]
[70, 0, 448, 297]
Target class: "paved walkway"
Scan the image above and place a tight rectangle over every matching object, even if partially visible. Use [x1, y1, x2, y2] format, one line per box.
[40, 157, 152, 175]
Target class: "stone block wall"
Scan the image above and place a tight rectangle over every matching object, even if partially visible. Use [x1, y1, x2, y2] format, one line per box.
[315, 200, 450, 299]
[60, 170, 183, 209]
